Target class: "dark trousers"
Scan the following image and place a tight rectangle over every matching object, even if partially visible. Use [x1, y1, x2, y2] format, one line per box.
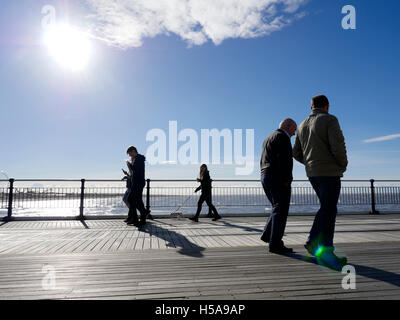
[127, 186, 147, 222]
[261, 173, 291, 248]
[194, 193, 219, 218]
[307, 176, 341, 248]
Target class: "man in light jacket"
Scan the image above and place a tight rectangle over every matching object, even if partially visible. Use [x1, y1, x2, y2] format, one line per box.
[293, 94, 348, 266]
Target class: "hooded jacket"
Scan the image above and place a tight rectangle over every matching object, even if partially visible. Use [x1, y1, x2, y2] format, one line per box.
[127, 154, 146, 189]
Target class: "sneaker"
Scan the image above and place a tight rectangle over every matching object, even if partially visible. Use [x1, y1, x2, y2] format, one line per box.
[127, 220, 139, 227]
[319, 251, 348, 271]
[304, 242, 316, 256]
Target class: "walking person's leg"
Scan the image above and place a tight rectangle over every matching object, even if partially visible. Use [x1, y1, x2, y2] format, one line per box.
[314, 177, 346, 268]
[268, 184, 291, 250]
[306, 177, 324, 253]
[261, 173, 274, 243]
[204, 195, 221, 220]
[190, 194, 205, 222]
[123, 189, 131, 222]
[133, 186, 147, 225]
[318, 177, 341, 248]
[260, 173, 292, 252]
[127, 191, 139, 225]
[306, 177, 346, 267]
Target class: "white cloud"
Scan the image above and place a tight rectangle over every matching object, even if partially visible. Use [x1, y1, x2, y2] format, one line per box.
[363, 134, 400, 143]
[85, 0, 308, 48]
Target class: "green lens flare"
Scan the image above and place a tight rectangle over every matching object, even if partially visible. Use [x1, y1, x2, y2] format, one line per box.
[315, 245, 325, 257]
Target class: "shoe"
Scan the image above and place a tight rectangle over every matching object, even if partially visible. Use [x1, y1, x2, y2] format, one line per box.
[206, 213, 214, 218]
[260, 234, 269, 244]
[304, 242, 317, 256]
[146, 209, 154, 220]
[189, 216, 199, 222]
[269, 246, 294, 255]
[212, 215, 222, 221]
[319, 251, 348, 271]
[124, 218, 129, 223]
[127, 220, 139, 227]
[137, 220, 146, 227]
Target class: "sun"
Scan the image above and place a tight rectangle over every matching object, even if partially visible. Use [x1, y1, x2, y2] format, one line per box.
[43, 24, 92, 72]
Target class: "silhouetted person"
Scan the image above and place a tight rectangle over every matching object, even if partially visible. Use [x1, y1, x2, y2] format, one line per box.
[260, 118, 297, 254]
[122, 164, 133, 221]
[293, 94, 348, 266]
[125, 146, 150, 227]
[189, 164, 221, 222]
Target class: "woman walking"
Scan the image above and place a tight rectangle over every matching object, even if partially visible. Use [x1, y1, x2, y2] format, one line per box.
[189, 164, 221, 222]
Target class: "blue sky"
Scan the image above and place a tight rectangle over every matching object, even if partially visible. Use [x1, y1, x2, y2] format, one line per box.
[0, 0, 399, 180]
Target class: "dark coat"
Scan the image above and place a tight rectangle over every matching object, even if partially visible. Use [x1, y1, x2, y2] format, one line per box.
[260, 129, 293, 183]
[128, 154, 146, 189]
[195, 170, 212, 195]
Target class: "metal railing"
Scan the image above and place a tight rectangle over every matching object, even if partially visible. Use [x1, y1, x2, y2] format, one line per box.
[1, 179, 399, 220]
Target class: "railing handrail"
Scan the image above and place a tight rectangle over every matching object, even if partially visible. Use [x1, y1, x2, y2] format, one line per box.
[2, 179, 400, 182]
[2, 177, 400, 220]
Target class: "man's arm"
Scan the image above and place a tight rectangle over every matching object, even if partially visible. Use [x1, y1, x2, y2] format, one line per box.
[328, 116, 348, 170]
[275, 135, 292, 184]
[293, 134, 304, 164]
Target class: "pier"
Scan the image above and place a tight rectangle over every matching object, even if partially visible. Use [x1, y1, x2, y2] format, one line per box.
[1, 214, 400, 299]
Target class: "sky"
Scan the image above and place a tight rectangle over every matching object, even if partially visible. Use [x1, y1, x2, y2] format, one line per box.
[0, 0, 399, 180]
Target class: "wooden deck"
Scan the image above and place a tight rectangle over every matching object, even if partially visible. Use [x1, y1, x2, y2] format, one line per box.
[0, 214, 400, 299]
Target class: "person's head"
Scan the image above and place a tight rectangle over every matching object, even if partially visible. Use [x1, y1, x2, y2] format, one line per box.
[279, 118, 297, 137]
[199, 164, 208, 179]
[311, 94, 329, 112]
[126, 146, 138, 160]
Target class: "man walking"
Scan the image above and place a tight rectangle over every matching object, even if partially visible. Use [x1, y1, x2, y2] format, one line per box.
[293, 94, 348, 266]
[260, 118, 297, 254]
[125, 146, 150, 227]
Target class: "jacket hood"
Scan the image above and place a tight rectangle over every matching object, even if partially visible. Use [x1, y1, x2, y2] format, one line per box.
[136, 154, 146, 161]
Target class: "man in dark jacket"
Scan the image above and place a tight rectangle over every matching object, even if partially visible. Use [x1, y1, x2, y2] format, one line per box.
[126, 146, 150, 227]
[260, 118, 297, 254]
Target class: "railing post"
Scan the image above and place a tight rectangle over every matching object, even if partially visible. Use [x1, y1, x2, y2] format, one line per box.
[7, 178, 14, 220]
[146, 179, 151, 213]
[79, 179, 85, 220]
[369, 179, 380, 215]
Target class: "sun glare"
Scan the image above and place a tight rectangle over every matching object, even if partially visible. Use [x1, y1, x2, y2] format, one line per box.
[44, 24, 92, 72]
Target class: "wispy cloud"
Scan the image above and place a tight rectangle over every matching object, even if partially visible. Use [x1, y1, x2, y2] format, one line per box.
[363, 134, 400, 143]
[85, 0, 308, 48]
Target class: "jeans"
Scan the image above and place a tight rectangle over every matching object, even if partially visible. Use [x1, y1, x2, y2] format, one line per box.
[261, 173, 291, 248]
[127, 185, 147, 222]
[194, 192, 219, 218]
[307, 176, 341, 248]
